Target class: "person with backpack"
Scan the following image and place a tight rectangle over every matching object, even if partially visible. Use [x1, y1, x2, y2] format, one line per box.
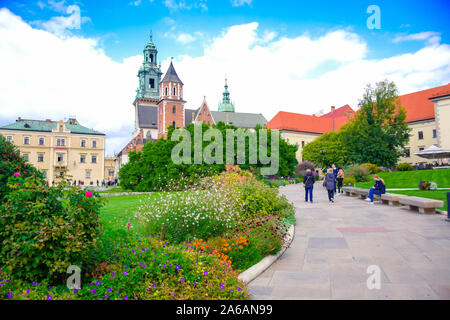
[303, 169, 315, 203]
[365, 175, 386, 204]
[336, 167, 344, 194]
[332, 164, 338, 194]
[324, 168, 336, 203]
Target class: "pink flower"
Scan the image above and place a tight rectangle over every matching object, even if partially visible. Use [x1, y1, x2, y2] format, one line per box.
[85, 191, 93, 197]
[127, 221, 131, 232]
[13, 172, 21, 177]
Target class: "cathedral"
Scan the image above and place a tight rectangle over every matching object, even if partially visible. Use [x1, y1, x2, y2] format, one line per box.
[117, 35, 267, 167]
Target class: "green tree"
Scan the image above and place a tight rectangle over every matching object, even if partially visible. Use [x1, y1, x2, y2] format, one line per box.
[0, 135, 42, 202]
[302, 131, 349, 169]
[341, 80, 410, 167]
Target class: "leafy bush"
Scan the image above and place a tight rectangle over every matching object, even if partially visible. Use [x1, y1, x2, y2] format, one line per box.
[361, 163, 382, 174]
[0, 135, 42, 202]
[0, 175, 103, 282]
[397, 162, 413, 171]
[0, 235, 249, 300]
[346, 165, 370, 182]
[343, 175, 356, 186]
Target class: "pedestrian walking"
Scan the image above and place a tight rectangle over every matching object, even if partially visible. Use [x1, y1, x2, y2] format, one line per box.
[303, 169, 315, 203]
[332, 164, 338, 194]
[324, 168, 336, 203]
[336, 167, 344, 194]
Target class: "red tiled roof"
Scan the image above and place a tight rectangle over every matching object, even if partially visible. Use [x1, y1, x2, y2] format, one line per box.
[321, 104, 355, 119]
[266, 105, 354, 134]
[399, 83, 450, 123]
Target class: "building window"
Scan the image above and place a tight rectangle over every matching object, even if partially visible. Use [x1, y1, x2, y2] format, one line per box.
[80, 155, 86, 163]
[419, 147, 425, 152]
[39, 137, 45, 145]
[56, 171, 64, 178]
[301, 141, 305, 147]
[433, 129, 437, 138]
[81, 140, 86, 147]
[418, 131, 423, 140]
[172, 121, 176, 129]
[6, 136, 12, 142]
[173, 105, 176, 114]
[24, 137, 30, 145]
[59, 125, 63, 132]
[92, 155, 97, 164]
[92, 140, 97, 148]
[405, 149, 410, 157]
[108, 169, 114, 177]
[57, 154, 64, 162]
[85, 170, 91, 179]
[57, 138, 65, 146]
[165, 87, 168, 96]
[150, 78, 155, 89]
[150, 54, 153, 63]
[173, 87, 176, 96]
[23, 153, 29, 161]
[37, 153, 44, 162]
[42, 170, 47, 179]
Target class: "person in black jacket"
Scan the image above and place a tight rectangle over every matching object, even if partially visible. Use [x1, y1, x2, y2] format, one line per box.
[365, 175, 386, 204]
[303, 169, 315, 203]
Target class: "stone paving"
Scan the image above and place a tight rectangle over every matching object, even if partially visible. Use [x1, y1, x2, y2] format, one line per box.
[248, 184, 450, 300]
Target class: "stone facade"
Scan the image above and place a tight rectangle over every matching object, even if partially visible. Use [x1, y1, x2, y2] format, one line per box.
[0, 118, 105, 185]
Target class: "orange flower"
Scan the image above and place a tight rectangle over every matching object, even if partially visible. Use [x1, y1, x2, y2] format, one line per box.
[239, 245, 243, 250]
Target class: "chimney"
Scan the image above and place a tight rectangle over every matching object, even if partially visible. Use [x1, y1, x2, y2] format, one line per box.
[331, 106, 335, 113]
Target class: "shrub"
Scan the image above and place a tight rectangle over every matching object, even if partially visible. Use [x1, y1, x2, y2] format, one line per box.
[346, 165, 370, 182]
[296, 161, 315, 177]
[0, 175, 104, 283]
[361, 163, 382, 174]
[343, 175, 356, 186]
[0, 135, 42, 202]
[397, 162, 413, 171]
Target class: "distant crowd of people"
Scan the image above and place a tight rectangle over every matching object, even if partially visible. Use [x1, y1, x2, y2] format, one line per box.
[45, 178, 119, 187]
[414, 162, 449, 170]
[302, 164, 386, 204]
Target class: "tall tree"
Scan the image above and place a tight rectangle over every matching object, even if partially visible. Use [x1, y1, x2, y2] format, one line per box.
[341, 80, 410, 167]
[302, 131, 349, 169]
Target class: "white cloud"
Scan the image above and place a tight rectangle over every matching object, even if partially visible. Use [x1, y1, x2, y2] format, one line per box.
[1, 9, 449, 156]
[176, 33, 196, 44]
[0, 8, 140, 155]
[393, 31, 441, 46]
[129, 0, 143, 6]
[231, 0, 252, 7]
[33, 3, 90, 37]
[163, 0, 207, 11]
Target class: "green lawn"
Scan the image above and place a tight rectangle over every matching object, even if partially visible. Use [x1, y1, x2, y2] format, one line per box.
[356, 169, 450, 189]
[99, 194, 155, 237]
[97, 187, 132, 193]
[389, 190, 449, 211]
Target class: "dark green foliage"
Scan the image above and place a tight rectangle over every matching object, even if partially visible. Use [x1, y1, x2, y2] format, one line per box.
[340, 80, 410, 167]
[119, 123, 298, 191]
[302, 131, 349, 168]
[0, 175, 104, 283]
[0, 135, 42, 202]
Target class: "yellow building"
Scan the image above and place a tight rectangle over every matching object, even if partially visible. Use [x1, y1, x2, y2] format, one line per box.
[104, 157, 117, 181]
[398, 83, 450, 165]
[0, 117, 105, 185]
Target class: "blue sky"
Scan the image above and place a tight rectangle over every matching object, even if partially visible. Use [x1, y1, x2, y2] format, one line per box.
[1, 0, 449, 155]
[6, 0, 450, 61]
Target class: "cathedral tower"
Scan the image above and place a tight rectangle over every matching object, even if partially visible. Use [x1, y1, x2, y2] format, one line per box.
[157, 60, 186, 138]
[135, 34, 162, 101]
[218, 77, 235, 112]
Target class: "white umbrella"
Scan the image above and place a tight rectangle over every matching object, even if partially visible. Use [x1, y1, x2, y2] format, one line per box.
[414, 145, 450, 163]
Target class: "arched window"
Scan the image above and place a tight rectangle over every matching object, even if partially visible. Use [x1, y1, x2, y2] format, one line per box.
[172, 105, 176, 114]
[165, 87, 168, 96]
[172, 121, 176, 129]
[150, 54, 153, 63]
[173, 87, 176, 96]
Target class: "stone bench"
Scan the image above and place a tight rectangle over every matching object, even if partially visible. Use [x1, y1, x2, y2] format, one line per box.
[342, 187, 369, 199]
[399, 196, 444, 214]
[381, 193, 407, 206]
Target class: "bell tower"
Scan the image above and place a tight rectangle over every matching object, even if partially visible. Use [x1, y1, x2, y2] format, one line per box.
[218, 76, 235, 112]
[157, 60, 186, 138]
[136, 33, 162, 100]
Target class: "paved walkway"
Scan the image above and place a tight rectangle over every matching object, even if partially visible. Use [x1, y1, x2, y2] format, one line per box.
[248, 184, 450, 299]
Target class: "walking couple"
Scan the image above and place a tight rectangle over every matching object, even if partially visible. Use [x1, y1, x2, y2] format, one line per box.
[323, 165, 344, 203]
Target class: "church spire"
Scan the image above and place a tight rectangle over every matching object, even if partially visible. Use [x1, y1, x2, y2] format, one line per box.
[218, 76, 235, 112]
